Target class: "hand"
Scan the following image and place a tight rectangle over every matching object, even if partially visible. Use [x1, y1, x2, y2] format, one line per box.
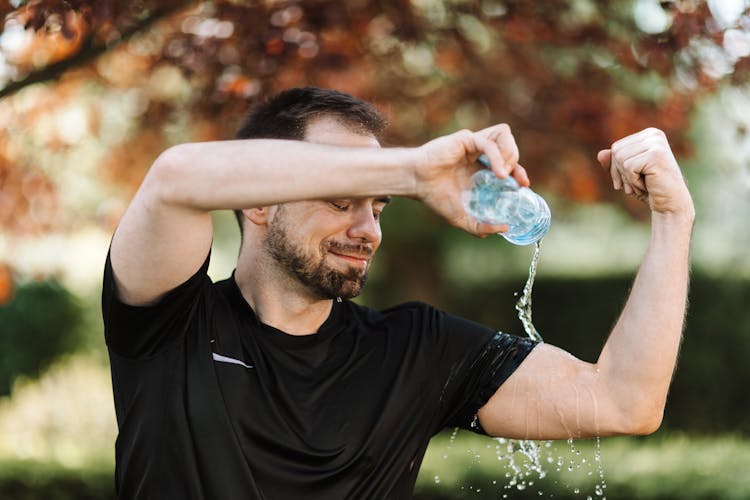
[597, 128, 694, 218]
[414, 124, 530, 237]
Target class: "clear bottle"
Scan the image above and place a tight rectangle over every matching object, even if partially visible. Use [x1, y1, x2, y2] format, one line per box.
[462, 154, 551, 245]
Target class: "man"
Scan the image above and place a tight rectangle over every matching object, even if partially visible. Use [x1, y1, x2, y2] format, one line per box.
[102, 87, 694, 499]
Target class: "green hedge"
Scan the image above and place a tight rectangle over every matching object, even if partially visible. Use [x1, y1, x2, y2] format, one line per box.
[445, 274, 750, 435]
[0, 280, 85, 397]
[4, 433, 750, 499]
[0, 460, 114, 500]
[414, 432, 750, 499]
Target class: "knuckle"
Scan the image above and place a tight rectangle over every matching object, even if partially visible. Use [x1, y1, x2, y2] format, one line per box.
[651, 148, 670, 163]
[612, 149, 626, 164]
[646, 127, 665, 137]
[453, 129, 473, 143]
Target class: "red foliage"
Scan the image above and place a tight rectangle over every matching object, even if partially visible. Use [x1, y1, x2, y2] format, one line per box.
[1, 0, 748, 236]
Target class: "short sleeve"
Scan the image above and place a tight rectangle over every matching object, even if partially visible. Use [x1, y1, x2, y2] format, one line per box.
[101, 250, 211, 359]
[426, 305, 538, 434]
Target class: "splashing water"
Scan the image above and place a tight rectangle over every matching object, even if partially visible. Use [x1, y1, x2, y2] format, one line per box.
[514, 241, 544, 342]
[503, 241, 606, 498]
[497, 241, 548, 493]
[441, 240, 607, 497]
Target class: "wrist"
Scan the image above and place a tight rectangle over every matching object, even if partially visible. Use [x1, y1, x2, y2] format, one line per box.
[651, 202, 695, 225]
[651, 208, 695, 240]
[404, 145, 430, 200]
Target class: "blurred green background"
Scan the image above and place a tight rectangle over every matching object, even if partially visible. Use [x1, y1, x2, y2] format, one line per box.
[1, 0, 749, 498]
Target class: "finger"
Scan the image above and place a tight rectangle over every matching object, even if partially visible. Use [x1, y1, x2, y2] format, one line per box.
[610, 163, 624, 191]
[621, 173, 648, 200]
[622, 157, 648, 192]
[597, 149, 612, 167]
[494, 124, 520, 168]
[511, 164, 530, 187]
[599, 149, 621, 189]
[464, 215, 508, 238]
[476, 221, 509, 235]
[479, 123, 520, 165]
[610, 129, 667, 168]
[624, 182, 648, 204]
[610, 127, 657, 150]
[473, 135, 508, 178]
[612, 140, 650, 170]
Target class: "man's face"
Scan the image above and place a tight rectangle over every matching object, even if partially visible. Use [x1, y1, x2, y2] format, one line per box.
[262, 116, 388, 300]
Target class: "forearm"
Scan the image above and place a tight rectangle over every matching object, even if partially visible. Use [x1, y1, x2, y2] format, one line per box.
[152, 139, 420, 210]
[596, 211, 694, 432]
[111, 124, 525, 305]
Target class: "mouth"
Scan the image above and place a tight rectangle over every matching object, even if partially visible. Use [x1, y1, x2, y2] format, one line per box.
[328, 251, 370, 267]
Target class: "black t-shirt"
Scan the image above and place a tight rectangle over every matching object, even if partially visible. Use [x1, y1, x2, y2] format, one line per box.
[102, 253, 537, 499]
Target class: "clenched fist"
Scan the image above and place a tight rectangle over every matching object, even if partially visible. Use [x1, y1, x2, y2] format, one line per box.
[597, 128, 694, 219]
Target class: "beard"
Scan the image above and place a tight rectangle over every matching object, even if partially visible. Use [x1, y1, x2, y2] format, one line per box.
[263, 209, 372, 300]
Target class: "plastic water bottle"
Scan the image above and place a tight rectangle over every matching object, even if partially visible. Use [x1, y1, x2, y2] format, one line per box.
[461, 154, 550, 245]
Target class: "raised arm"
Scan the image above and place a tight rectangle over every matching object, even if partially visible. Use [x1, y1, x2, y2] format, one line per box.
[110, 123, 525, 306]
[478, 128, 695, 439]
[111, 138, 410, 306]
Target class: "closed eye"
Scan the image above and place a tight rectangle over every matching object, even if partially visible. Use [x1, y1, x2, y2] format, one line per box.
[373, 197, 390, 220]
[329, 200, 351, 211]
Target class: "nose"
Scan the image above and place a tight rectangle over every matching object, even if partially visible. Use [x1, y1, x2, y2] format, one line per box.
[346, 204, 381, 244]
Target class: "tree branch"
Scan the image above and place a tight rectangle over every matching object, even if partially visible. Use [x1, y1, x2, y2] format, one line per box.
[0, 2, 192, 100]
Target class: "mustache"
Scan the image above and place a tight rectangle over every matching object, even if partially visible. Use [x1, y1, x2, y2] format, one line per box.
[326, 240, 374, 258]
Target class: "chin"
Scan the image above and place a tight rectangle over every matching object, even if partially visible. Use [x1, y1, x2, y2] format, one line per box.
[332, 283, 363, 300]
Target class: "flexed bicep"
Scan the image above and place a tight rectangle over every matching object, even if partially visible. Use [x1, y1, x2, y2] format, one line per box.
[476, 343, 654, 440]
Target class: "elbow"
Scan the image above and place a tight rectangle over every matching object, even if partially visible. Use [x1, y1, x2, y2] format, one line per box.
[626, 410, 663, 436]
[609, 402, 665, 437]
[145, 145, 193, 207]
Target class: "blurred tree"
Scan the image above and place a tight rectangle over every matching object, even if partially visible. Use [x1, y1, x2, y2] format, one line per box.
[1, 0, 749, 302]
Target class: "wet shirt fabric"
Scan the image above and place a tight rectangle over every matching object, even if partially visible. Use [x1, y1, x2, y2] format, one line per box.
[102, 253, 538, 500]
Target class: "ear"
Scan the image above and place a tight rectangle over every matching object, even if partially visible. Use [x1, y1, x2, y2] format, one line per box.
[243, 207, 271, 226]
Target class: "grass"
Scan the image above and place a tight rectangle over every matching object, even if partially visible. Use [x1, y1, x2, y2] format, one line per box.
[415, 431, 750, 499]
[1, 432, 749, 499]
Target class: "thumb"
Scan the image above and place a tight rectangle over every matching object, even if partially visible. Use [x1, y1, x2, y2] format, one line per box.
[474, 221, 509, 237]
[597, 149, 612, 167]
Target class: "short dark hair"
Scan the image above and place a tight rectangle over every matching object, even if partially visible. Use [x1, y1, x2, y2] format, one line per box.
[232, 87, 387, 235]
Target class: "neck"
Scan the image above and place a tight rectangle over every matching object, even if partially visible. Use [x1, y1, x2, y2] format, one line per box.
[235, 250, 334, 336]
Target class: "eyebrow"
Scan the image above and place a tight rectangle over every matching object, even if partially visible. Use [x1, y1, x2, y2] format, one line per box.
[375, 196, 392, 205]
